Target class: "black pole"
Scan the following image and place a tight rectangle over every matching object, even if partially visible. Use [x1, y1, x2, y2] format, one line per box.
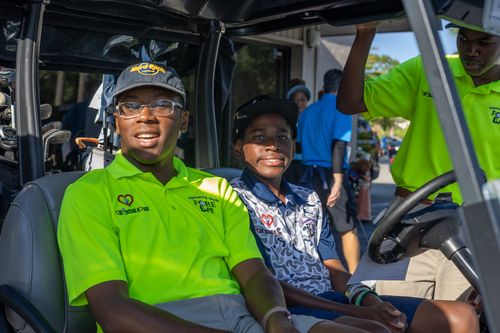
[194, 21, 223, 169]
[15, 1, 47, 186]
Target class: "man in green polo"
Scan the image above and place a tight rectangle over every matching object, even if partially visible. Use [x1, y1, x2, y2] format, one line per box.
[57, 62, 336, 333]
[337, 22, 500, 301]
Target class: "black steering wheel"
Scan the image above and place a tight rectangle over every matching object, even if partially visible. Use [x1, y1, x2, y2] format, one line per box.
[368, 170, 457, 264]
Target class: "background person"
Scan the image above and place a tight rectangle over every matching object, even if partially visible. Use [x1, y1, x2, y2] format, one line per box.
[284, 78, 311, 185]
[297, 69, 360, 274]
[337, 22, 500, 301]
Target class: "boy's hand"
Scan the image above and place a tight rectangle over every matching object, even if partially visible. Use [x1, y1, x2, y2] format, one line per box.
[356, 21, 380, 32]
[266, 312, 300, 333]
[327, 184, 342, 207]
[357, 293, 407, 332]
[356, 302, 408, 333]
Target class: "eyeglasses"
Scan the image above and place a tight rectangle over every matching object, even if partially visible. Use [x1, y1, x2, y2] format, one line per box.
[116, 99, 184, 119]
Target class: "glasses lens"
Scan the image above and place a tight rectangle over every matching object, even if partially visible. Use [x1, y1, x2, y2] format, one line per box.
[119, 102, 142, 117]
[150, 100, 174, 116]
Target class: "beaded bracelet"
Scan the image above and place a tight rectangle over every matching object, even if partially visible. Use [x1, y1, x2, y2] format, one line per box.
[355, 289, 380, 306]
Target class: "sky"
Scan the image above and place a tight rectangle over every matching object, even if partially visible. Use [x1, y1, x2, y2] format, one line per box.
[370, 20, 458, 64]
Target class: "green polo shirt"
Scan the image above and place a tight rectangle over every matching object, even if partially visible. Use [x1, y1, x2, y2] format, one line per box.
[58, 152, 262, 310]
[364, 55, 500, 203]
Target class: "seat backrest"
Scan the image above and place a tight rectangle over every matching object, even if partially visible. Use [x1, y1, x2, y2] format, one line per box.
[201, 167, 242, 183]
[0, 172, 96, 333]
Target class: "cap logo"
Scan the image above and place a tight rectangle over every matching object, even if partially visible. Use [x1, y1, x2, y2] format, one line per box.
[130, 63, 166, 76]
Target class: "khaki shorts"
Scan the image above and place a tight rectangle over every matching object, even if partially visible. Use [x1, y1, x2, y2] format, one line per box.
[375, 195, 472, 301]
[154, 294, 325, 333]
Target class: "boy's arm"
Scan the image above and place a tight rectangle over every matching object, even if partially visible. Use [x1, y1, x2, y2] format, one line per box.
[336, 22, 380, 115]
[231, 258, 299, 333]
[85, 281, 230, 333]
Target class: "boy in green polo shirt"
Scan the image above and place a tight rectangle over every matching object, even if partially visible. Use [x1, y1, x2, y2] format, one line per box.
[57, 62, 342, 333]
[336, 23, 500, 301]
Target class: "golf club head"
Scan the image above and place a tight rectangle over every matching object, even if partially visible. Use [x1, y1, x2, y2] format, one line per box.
[0, 125, 16, 140]
[42, 121, 62, 134]
[42, 128, 58, 147]
[40, 104, 52, 120]
[44, 130, 71, 160]
[0, 68, 15, 91]
[0, 92, 11, 112]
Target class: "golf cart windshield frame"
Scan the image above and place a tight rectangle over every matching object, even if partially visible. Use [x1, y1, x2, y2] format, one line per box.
[3, 0, 500, 331]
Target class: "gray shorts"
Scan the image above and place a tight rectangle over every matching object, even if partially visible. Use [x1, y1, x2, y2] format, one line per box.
[154, 294, 325, 333]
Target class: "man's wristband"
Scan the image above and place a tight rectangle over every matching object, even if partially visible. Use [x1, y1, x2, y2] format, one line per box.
[355, 290, 380, 306]
[261, 306, 292, 332]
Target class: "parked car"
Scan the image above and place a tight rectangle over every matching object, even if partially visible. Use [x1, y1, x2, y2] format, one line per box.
[357, 115, 380, 180]
[382, 136, 403, 158]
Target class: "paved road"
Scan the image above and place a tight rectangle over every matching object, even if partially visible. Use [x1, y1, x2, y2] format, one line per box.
[333, 155, 396, 267]
[357, 155, 396, 255]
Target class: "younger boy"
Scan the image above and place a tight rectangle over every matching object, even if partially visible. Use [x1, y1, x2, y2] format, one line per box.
[230, 95, 478, 333]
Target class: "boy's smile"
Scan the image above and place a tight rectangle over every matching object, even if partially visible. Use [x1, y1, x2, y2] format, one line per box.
[234, 114, 295, 188]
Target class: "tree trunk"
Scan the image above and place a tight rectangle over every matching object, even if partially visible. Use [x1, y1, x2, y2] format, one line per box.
[54, 71, 65, 107]
[77, 73, 89, 103]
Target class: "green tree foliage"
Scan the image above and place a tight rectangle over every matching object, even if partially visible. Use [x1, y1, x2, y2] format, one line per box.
[365, 52, 399, 80]
[365, 51, 409, 138]
[231, 44, 276, 112]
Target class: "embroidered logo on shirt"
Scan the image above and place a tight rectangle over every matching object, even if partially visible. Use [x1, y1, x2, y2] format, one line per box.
[118, 194, 134, 206]
[260, 214, 274, 227]
[189, 196, 219, 213]
[421, 91, 433, 98]
[490, 107, 500, 124]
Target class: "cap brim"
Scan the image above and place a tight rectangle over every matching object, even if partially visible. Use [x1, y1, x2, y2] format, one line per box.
[113, 82, 186, 105]
[286, 85, 311, 100]
[233, 99, 298, 143]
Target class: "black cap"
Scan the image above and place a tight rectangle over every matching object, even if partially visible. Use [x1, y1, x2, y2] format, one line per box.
[113, 62, 186, 105]
[232, 95, 298, 143]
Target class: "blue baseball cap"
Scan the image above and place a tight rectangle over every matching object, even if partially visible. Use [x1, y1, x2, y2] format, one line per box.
[114, 62, 186, 106]
[286, 85, 311, 100]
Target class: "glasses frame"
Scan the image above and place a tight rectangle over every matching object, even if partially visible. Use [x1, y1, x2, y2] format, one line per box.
[116, 99, 184, 119]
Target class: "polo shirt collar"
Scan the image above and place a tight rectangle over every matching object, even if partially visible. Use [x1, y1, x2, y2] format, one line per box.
[448, 54, 500, 92]
[107, 151, 200, 187]
[320, 93, 336, 101]
[240, 168, 306, 206]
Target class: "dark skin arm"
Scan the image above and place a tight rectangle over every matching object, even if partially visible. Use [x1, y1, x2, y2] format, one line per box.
[336, 22, 380, 115]
[275, 259, 406, 332]
[86, 259, 298, 333]
[86, 280, 230, 333]
[232, 258, 299, 333]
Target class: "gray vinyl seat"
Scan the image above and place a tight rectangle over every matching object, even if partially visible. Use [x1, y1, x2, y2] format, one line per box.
[0, 172, 96, 333]
[0, 167, 242, 333]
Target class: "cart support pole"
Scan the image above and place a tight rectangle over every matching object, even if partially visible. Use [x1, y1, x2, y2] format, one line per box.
[15, 0, 48, 186]
[403, 0, 500, 331]
[194, 21, 223, 169]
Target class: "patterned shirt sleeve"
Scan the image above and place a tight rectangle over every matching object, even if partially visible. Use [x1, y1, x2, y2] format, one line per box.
[317, 214, 339, 261]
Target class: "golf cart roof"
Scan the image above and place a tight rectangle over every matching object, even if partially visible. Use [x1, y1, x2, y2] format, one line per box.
[0, 0, 412, 73]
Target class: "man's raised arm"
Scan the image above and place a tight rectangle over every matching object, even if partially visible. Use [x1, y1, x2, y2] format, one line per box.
[337, 22, 380, 115]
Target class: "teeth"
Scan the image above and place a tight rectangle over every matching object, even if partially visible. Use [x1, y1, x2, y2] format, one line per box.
[264, 159, 281, 162]
[137, 134, 158, 139]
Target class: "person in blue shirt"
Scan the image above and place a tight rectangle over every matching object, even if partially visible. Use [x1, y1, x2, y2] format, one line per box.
[297, 69, 360, 273]
[230, 95, 478, 333]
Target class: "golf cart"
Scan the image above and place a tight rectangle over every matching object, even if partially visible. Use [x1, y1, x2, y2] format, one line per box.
[0, 0, 499, 332]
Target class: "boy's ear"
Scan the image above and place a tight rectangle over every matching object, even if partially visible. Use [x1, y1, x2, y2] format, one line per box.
[113, 113, 120, 135]
[292, 139, 296, 159]
[233, 138, 244, 160]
